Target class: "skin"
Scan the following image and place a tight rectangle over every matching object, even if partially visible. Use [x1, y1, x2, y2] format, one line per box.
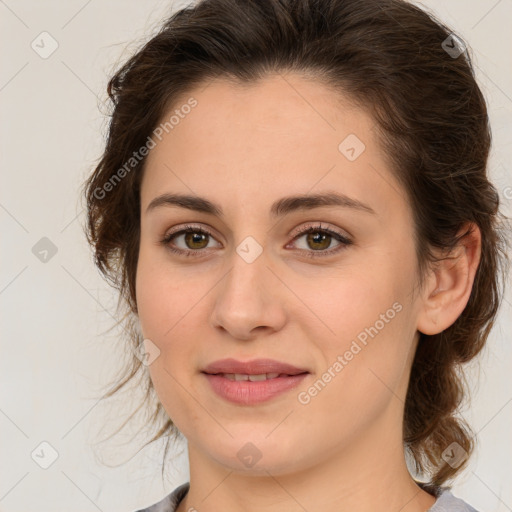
[135, 73, 481, 512]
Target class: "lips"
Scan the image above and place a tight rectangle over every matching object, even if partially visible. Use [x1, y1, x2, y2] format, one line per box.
[202, 358, 310, 405]
[220, 372, 281, 381]
[202, 358, 309, 376]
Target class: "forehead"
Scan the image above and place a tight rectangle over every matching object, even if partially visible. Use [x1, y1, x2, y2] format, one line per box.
[141, 73, 407, 222]
[163, 73, 372, 142]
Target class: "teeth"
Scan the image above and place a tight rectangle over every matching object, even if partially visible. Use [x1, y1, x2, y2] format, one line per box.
[222, 372, 281, 381]
[248, 374, 267, 381]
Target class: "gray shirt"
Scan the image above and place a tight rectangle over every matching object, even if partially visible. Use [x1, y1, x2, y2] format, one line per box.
[134, 482, 479, 512]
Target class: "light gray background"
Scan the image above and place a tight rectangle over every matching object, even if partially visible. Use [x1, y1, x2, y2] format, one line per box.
[1, 1, 511, 511]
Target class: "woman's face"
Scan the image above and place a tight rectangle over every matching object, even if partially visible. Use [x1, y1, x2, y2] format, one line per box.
[136, 73, 424, 475]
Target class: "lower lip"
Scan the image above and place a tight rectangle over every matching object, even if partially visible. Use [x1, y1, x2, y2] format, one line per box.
[203, 373, 309, 405]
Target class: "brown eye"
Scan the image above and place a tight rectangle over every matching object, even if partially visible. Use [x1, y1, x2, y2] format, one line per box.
[304, 231, 333, 251]
[183, 231, 210, 250]
[290, 224, 353, 258]
[161, 225, 221, 257]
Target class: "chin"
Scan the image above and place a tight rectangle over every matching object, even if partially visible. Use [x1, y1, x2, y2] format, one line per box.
[202, 433, 307, 476]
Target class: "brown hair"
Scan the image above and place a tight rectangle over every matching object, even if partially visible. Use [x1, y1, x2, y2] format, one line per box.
[82, 0, 510, 488]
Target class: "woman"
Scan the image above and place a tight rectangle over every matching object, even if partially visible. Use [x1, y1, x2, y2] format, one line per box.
[82, 0, 509, 510]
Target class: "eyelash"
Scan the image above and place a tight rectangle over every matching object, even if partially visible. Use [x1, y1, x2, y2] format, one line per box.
[160, 223, 353, 259]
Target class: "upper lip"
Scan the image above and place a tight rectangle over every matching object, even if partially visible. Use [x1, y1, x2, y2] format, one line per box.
[202, 358, 309, 375]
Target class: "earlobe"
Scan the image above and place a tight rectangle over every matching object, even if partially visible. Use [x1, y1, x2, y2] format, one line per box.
[416, 223, 482, 336]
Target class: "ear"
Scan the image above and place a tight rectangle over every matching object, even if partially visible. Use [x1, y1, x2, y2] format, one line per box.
[416, 222, 482, 336]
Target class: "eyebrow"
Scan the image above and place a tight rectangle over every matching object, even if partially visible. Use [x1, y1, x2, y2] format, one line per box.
[146, 191, 376, 217]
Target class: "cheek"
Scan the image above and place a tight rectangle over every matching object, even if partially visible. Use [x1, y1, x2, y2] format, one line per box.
[136, 262, 204, 390]
[293, 248, 416, 416]
[296, 302, 413, 450]
[289, 258, 408, 353]
[135, 248, 210, 356]
[135, 245, 190, 338]
[135, 254, 203, 432]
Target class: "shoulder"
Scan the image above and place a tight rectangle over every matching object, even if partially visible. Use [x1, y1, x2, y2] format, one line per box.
[429, 489, 480, 512]
[133, 482, 190, 512]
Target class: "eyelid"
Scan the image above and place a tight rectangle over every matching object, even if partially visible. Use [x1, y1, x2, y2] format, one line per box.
[165, 223, 219, 239]
[289, 221, 351, 241]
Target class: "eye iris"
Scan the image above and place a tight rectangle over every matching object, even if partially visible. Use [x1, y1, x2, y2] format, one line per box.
[185, 231, 208, 249]
[307, 232, 331, 250]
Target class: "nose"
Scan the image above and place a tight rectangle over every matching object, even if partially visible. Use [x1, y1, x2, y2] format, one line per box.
[210, 246, 287, 341]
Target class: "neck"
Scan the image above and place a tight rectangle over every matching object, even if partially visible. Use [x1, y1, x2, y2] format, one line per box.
[177, 418, 437, 512]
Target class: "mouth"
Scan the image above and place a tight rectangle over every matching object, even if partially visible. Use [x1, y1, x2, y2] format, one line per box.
[202, 358, 310, 405]
[202, 357, 309, 376]
[211, 372, 295, 381]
